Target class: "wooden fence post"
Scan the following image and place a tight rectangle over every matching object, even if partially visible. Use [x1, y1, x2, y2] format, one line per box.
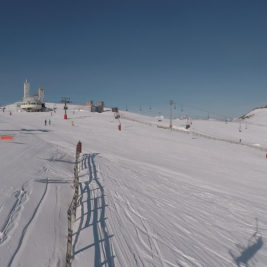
[65, 141, 82, 267]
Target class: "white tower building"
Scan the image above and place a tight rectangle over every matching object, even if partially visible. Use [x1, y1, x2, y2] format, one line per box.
[38, 87, 44, 103]
[24, 80, 30, 101]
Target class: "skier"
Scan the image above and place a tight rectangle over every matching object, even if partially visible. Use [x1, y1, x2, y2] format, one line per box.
[44, 119, 47, 126]
[49, 119, 51, 125]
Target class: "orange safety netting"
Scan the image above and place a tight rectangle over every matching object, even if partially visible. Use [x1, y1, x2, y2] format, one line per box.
[0, 136, 14, 140]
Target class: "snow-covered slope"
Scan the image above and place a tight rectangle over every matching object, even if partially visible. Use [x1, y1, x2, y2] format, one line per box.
[0, 103, 267, 266]
[242, 107, 267, 126]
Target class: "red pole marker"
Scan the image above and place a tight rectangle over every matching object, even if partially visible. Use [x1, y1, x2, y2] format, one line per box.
[77, 141, 82, 154]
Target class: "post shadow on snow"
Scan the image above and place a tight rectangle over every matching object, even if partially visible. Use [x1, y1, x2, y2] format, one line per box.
[72, 153, 115, 267]
[7, 142, 25, 145]
[0, 128, 50, 133]
[72, 115, 92, 120]
[76, 203, 109, 224]
[229, 218, 264, 267]
[21, 128, 50, 133]
[45, 158, 75, 164]
[35, 178, 72, 184]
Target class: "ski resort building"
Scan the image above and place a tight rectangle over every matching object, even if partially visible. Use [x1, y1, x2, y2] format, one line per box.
[18, 80, 46, 112]
[86, 100, 104, 113]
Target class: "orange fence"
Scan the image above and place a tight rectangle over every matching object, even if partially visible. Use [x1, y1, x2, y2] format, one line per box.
[0, 136, 13, 140]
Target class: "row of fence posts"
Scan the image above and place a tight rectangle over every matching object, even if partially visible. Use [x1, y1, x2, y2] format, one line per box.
[66, 141, 82, 267]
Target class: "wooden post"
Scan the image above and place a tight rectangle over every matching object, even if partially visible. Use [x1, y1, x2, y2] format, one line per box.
[66, 209, 72, 267]
[66, 141, 82, 267]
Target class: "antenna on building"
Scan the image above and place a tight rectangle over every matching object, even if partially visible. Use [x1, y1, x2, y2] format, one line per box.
[24, 79, 30, 101]
[38, 87, 44, 103]
[169, 100, 173, 130]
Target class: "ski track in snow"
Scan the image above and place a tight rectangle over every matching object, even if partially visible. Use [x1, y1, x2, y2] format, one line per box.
[48, 183, 63, 267]
[97, 157, 191, 267]
[7, 166, 49, 267]
[0, 184, 29, 245]
[94, 155, 266, 267]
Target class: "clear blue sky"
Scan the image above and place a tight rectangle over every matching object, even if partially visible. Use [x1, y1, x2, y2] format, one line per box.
[1, 0, 267, 119]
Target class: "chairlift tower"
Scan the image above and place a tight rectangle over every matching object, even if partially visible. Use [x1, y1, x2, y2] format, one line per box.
[61, 97, 71, 119]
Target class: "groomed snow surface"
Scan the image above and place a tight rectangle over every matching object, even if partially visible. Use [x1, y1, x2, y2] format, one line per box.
[0, 103, 267, 267]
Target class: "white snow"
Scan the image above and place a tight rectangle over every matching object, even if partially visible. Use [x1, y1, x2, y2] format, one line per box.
[0, 103, 267, 266]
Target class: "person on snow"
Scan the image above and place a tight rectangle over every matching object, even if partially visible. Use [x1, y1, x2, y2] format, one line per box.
[45, 119, 47, 126]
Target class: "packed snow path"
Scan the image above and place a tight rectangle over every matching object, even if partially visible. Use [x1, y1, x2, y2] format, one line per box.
[0, 108, 74, 267]
[73, 152, 267, 267]
[0, 103, 267, 266]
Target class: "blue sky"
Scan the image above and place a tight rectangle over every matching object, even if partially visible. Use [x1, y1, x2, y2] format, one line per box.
[1, 0, 267, 118]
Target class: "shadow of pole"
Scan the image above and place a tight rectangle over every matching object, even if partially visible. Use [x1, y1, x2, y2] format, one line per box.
[72, 153, 115, 267]
[91, 153, 115, 267]
[229, 218, 264, 267]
